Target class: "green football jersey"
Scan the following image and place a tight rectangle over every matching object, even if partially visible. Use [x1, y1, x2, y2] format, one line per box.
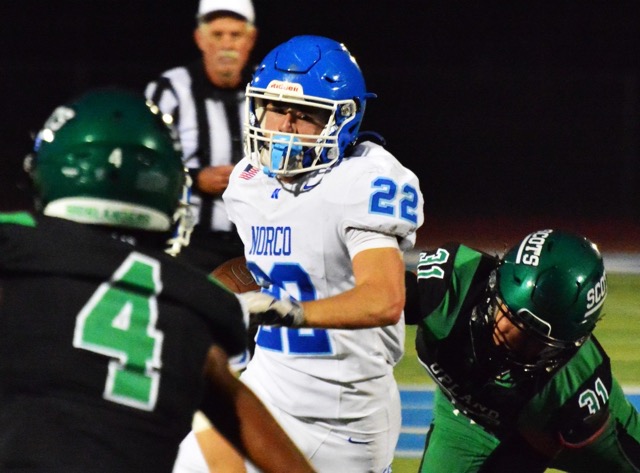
[406, 243, 640, 472]
[0, 212, 247, 472]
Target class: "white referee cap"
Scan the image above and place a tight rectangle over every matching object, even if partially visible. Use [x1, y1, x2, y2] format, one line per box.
[197, 0, 255, 24]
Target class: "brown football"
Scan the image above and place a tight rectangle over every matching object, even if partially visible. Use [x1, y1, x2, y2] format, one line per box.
[211, 256, 260, 294]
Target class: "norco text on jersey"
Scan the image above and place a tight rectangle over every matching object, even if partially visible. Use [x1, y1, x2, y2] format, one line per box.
[249, 225, 292, 256]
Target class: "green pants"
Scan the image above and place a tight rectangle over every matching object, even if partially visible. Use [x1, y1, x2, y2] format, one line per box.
[419, 387, 640, 473]
[418, 389, 499, 472]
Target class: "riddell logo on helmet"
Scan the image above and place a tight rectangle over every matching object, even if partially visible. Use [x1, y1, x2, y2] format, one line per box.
[266, 80, 304, 95]
[515, 229, 553, 266]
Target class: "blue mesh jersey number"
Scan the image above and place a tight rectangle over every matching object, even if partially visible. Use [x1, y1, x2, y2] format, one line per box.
[73, 252, 164, 411]
[369, 177, 419, 224]
[246, 261, 333, 355]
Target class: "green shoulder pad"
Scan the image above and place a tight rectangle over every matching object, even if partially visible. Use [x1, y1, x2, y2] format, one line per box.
[0, 212, 36, 227]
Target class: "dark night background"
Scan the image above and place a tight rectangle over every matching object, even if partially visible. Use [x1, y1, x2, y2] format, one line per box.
[2, 1, 639, 249]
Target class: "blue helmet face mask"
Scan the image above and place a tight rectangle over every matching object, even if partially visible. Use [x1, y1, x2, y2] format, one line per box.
[244, 35, 375, 177]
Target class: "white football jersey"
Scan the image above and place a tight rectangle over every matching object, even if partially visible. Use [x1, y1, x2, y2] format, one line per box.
[223, 141, 424, 419]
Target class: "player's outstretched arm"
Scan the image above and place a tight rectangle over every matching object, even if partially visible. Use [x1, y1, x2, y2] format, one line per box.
[200, 346, 316, 473]
[301, 246, 405, 328]
[243, 247, 405, 329]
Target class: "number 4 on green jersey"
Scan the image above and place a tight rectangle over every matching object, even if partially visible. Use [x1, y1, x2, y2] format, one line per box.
[73, 252, 164, 411]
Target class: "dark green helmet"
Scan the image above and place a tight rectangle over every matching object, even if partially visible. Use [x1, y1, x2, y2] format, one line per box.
[497, 229, 607, 359]
[27, 88, 190, 243]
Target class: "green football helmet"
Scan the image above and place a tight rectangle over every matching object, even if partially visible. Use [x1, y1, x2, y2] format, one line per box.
[26, 88, 194, 255]
[492, 229, 607, 371]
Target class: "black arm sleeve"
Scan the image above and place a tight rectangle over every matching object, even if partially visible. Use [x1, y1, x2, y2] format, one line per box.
[198, 347, 244, 451]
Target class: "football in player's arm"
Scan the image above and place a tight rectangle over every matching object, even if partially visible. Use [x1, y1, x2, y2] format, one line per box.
[404, 229, 640, 473]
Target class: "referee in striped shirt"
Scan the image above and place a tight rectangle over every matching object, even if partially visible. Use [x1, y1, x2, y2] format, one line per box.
[145, 0, 257, 272]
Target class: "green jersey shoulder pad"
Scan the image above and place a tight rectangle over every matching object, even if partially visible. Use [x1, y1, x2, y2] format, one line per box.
[405, 242, 497, 325]
[0, 211, 36, 227]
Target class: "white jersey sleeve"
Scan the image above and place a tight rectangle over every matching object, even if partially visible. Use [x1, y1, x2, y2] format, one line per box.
[345, 228, 400, 259]
[325, 141, 424, 251]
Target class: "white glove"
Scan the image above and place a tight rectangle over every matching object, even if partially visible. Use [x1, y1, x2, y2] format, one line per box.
[239, 292, 305, 327]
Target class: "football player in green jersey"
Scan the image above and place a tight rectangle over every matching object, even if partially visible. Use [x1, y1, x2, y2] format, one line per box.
[0, 88, 314, 473]
[405, 229, 640, 472]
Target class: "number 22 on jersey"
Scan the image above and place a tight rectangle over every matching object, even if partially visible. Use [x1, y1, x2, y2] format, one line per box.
[73, 252, 164, 411]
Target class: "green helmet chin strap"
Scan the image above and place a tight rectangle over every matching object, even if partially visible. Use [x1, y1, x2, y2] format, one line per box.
[28, 88, 195, 255]
[497, 229, 607, 347]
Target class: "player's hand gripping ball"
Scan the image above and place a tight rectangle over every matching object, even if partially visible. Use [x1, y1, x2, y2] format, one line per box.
[239, 292, 305, 327]
[211, 257, 260, 294]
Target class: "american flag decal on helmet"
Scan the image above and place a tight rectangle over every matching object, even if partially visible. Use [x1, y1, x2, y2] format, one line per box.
[239, 164, 259, 180]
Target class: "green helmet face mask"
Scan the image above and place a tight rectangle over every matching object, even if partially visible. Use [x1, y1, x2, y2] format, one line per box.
[497, 229, 607, 353]
[28, 88, 188, 236]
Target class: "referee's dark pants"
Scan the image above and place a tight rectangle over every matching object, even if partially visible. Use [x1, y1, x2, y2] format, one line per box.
[179, 228, 245, 274]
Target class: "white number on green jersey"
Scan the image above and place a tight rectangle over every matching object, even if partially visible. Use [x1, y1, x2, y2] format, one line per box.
[417, 249, 450, 280]
[578, 377, 609, 415]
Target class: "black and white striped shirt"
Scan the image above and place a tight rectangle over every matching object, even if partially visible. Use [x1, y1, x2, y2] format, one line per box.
[145, 60, 249, 233]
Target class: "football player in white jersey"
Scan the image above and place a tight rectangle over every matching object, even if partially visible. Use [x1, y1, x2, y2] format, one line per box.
[179, 35, 424, 473]
[233, 35, 424, 472]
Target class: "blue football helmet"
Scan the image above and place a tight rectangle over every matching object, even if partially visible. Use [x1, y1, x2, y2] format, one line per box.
[245, 35, 375, 177]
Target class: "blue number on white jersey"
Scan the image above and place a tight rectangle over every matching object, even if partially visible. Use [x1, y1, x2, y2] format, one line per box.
[247, 261, 332, 355]
[370, 178, 419, 224]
